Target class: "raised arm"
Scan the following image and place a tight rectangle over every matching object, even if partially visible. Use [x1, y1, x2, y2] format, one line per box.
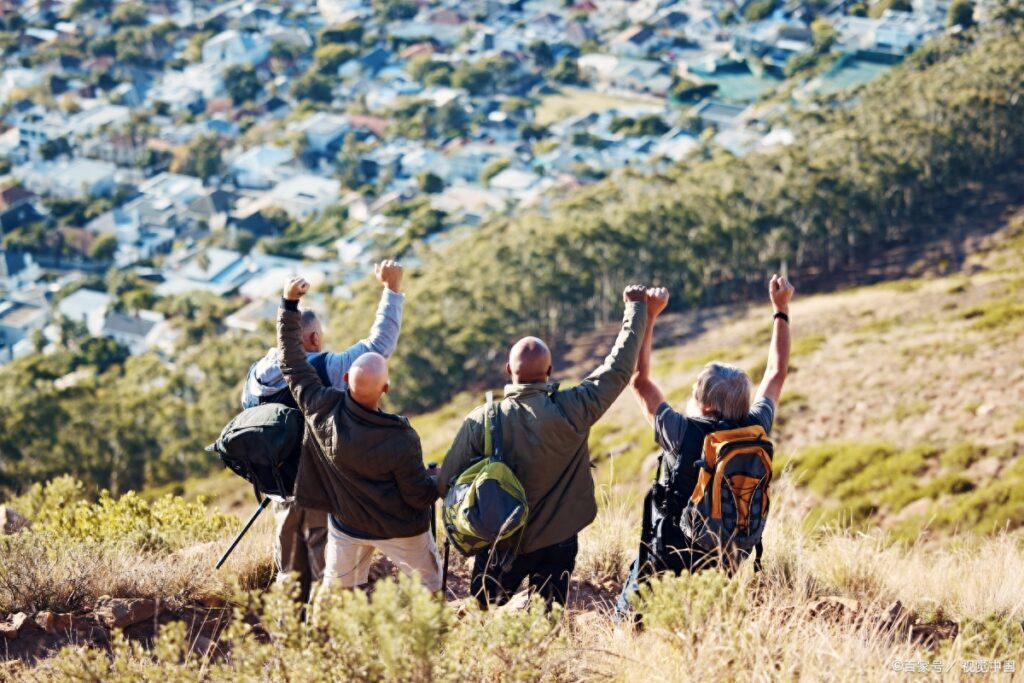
[324, 260, 405, 386]
[755, 275, 795, 405]
[630, 286, 669, 426]
[278, 276, 337, 420]
[559, 285, 648, 430]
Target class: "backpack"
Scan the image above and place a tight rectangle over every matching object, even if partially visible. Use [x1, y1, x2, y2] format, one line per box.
[441, 391, 529, 556]
[206, 402, 304, 500]
[211, 354, 333, 500]
[678, 425, 773, 569]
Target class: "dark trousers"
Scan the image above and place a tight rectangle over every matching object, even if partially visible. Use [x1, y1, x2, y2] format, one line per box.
[471, 535, 578, 609]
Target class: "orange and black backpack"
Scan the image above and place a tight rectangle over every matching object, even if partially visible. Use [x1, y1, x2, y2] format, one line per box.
[678, 425, 773, 570]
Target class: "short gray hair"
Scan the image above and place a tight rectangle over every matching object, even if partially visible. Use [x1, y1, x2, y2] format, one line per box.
[300, 309, 319, 334]
[695, 362, 751, 422]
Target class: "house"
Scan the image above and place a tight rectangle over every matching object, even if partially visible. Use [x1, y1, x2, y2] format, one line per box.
[487, 167, 542, 197]
[15, 158, 118, 199]
[155, 247, 257, 297]
[0, 298, 46, 363]
[202, 30, 270, 69]
[147, 63, 224, 112]
[13, 107, 69, 148]
[187, 189, 236, 231]
[565, 20, 597, 47]
[293, 112, 350, 155]
[873, 10, 938, 52]
[430, 184, 506, 226]
[339, 47, 392, 80]
[224, 298, 277, 333]
[611, 25, 655, 57]
[100, 309, 169, 355]
[691, 99, 748, 128]
[230, 144, 295, 189]
[0, 250, 40, 289]
[446, 142, 518, 182]
[56, 287, 110, 336]
[0, 185, 42, 234]
[268, 175, 340, 219]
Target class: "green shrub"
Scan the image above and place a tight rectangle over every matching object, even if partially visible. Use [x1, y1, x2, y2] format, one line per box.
[44, 576, 569, 682]
[11, 477, 232, 552]
[960, 298, 1024, 330]
[633, 570, 746, 642]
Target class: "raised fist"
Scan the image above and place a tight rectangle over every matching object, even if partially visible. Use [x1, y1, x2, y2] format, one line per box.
[623, 284, 647, 303]
[646, 286, 670, 317]
[769, 274, 795, 313]
[284, 276, 310, 300]
[375, 260, 404, 293]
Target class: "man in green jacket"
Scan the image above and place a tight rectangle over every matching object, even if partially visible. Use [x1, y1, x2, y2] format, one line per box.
[439, 285, 649, 608]
[277, 276, 441, 599]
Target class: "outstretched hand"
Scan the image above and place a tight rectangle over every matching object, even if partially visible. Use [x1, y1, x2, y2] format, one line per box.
[623, 284, 647, 303]
[283, 276, 310, 300]
[375, 260, 404, 293]
[645, 287, 670, 317]
[769, 274, 795, 313]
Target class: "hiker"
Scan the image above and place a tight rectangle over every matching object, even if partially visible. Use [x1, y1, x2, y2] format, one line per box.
[615, 275, 794, 617]
[277, 276, 442, 602]
[438, 285, 650, 609]
[240, 260, 405, 602]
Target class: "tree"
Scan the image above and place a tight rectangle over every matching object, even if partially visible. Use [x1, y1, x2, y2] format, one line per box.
[744, 0, 777, 21]
[291, 70, 334, 103]
[375, 0, 418, 20]
[947, 0, 975, 27]
[451, 61, 495, 95]
[671, 78, 717, 102]
[528, 40, 554, 68]
[224, 65, 261, 105]
[110, 2, 147, 27]
[39, 137, 72, 161]
[520, 123, 549, 142]
[314, 44, 359, 74]
[69, 0, 113, 17]
[418, 172, 444, 194]
[481, 158, 510, 185]
[547, 56, 581, 85]
[319, 22, 363, 45]
[88, 233, 119, 262]
[172, 134, 223, 182]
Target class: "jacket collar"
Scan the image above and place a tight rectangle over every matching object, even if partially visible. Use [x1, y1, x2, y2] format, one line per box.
[343, 391, 409, 427]
[503, 381, 560, 400]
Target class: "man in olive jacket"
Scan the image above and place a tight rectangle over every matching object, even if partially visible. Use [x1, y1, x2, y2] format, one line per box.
[439, 285, 649, 608]
[278, 276, 441, 596]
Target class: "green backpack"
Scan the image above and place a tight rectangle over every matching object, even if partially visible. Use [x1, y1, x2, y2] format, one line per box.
[442, 391, 529, 556]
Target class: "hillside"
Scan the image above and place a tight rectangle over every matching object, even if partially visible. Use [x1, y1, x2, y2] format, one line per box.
[6, 212, 1014, 680]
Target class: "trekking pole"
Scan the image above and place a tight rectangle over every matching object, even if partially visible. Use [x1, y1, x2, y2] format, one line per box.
[216, 497, 271, 570]
[442, 538, 450, 597]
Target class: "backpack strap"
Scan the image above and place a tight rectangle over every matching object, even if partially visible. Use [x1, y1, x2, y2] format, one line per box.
[754, 540, 763, 573]
[483, 391, 504, 463]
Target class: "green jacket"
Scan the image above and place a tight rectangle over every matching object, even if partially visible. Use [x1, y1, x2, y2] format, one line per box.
[278, 306, 437, 539]
[439, 301, 647, 554]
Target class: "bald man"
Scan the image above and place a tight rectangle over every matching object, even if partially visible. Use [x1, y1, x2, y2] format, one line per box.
[276, 277, 442, 601]
[439, 285, 649, 609]
[240, 261, 406, 603]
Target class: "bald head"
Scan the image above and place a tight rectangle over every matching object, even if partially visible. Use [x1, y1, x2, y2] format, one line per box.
[507, 336, 552, 384]
[346, 352, 389, 410]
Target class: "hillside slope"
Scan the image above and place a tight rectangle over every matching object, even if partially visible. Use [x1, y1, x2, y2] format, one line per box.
[3, 214, 1024, 681]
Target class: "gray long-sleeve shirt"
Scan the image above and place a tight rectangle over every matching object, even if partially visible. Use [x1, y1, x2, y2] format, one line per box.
[240, 289, 404, 409]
